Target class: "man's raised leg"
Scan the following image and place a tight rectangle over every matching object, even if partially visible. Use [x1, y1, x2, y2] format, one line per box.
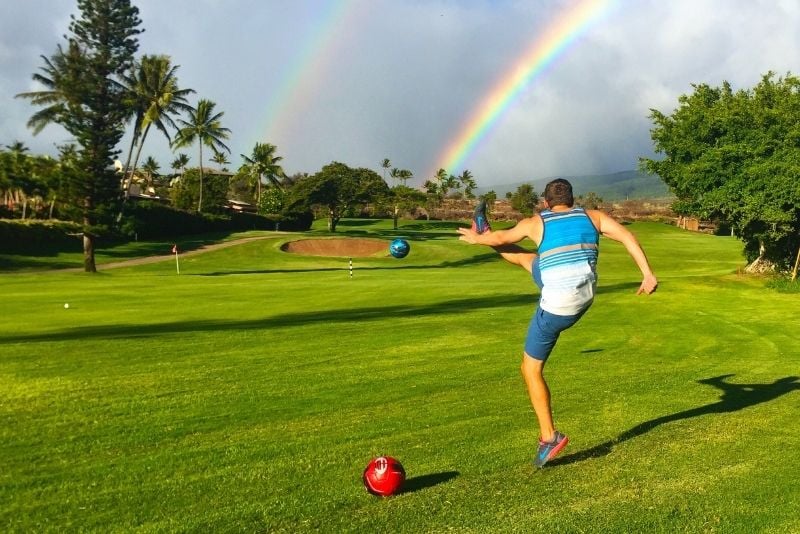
[471, 200, 537, 272]
[492, 245, 536, 273]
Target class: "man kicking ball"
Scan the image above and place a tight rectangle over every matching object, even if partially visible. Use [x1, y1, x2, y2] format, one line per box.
[458, 179, 658, 467]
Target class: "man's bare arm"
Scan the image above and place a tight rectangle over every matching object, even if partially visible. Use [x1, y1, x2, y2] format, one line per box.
[591, 211, 658, 295]
[458, 217, 537, 247]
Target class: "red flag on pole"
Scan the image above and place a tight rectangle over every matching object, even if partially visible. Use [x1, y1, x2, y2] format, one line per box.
[171, 244, 177, 254]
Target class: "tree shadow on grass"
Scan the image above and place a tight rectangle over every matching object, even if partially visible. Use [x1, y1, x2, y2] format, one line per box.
[0, 256, 80, 271]
[550, 374, 800, 467]
[196, 252, 501, 276]
[0, 293, 536, 344]
[400, 471, 460, 494]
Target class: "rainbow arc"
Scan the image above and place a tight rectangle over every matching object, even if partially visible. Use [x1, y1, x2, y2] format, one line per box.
[432, 0, 613, 177]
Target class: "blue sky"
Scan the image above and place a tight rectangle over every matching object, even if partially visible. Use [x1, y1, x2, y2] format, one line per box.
[1, 0, 798, 188]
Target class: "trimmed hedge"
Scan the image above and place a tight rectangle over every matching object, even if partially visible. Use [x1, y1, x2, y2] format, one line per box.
[0, 219, 83, 253]
[0, 205, 313, 253]
[122, 201, 313, 239]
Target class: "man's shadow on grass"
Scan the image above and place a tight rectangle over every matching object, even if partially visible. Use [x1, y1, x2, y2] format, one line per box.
[550, 374, 800, 467]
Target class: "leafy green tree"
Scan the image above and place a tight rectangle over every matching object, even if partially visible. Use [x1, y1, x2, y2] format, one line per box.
[389, 185, 425, 229]
[282, 172, 306, 189]
[16, 0, 142, 272]
[483, 190, 497, 211]
[642, 72, 800, 269]
[173, 99, 231, 213]
[0, 142, 32, 214]
[120, 54, 194, 201]
[240, 142, 285, 207]
[228, 166, 254, 204]
[287, 161, 388, 232]
[170, 167, 228, 214]
[0, 150, 12, 213]
[259, 187, 286, 214]
[510, 183, 538, 216]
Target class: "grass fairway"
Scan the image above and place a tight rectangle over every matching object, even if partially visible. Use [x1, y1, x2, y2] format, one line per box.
[1, 219, 799, 532]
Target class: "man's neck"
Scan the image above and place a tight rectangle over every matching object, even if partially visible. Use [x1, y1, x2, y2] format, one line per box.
[549, 204, 572, 212]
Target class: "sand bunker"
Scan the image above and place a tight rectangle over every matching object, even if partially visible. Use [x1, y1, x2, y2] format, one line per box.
[281, 238, 388, 257]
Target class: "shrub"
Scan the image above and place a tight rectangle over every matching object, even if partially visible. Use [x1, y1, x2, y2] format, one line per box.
[0, 219, 82, 253]
[121, 201, 312, 239]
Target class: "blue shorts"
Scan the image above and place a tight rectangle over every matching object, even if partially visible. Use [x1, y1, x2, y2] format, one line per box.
[524, 306, 589, 361]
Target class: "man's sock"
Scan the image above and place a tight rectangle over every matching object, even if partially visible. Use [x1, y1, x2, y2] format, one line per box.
[472, 199, 491, 234]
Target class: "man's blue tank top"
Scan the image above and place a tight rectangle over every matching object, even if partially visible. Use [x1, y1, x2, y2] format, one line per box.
[534, 207, 599, 315]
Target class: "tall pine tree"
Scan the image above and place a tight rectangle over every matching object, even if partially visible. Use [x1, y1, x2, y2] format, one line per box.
[19, 0, 142, 271]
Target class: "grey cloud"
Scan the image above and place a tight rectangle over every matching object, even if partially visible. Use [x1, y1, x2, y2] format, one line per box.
[1, 0, 799, 187]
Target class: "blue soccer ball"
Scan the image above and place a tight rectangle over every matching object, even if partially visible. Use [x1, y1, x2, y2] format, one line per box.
[389, 239, 410, 259]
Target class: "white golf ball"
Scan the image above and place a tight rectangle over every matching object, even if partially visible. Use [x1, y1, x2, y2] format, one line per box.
[64, 303, 70, 309]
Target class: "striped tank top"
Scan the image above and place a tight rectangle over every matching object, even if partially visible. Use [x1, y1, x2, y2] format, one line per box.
[535, 207, 599, 316]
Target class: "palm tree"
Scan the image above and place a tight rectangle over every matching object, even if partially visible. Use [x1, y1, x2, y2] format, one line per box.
[171, 153, 189, 176]
[458, 169, 477, 198]
[120, 55, 195, 200]
[381, 158, 391, 182]
[6, 141, 30, 155]
[389, 169, 414, 230]
[15, 42, 82, 135]
[211, 150, 230, 172]
[434, 168, 449, 197]
[140, 156, 160, 194]
[173, 99, 231, 212]
[240, 142, 285, 205]
[397, 169, 413, 187]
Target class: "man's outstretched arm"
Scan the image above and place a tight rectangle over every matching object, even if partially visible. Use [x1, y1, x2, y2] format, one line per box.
[592, 211, 658, 295]
[458, 217, 537, 247]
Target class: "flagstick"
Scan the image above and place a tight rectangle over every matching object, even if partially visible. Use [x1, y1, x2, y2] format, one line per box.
[174, 248, 180, 274]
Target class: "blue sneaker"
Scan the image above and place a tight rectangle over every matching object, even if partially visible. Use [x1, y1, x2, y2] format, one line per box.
[471, 199, 491, 234]
[533, 431, 569, 468]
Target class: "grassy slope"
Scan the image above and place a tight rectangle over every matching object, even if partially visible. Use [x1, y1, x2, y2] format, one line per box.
[1, 220, 799, 533]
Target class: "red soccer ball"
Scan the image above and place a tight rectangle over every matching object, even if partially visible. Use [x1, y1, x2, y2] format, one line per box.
[363, 456, 406, 496]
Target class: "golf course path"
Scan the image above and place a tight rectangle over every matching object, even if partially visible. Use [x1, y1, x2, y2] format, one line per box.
[65, 234, 287, 272]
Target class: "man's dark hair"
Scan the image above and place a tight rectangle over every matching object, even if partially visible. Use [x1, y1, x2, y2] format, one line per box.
[543, 178, 574, 207]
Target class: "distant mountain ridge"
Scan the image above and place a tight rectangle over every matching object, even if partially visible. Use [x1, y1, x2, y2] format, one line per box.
[476, 170, 671, 201]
